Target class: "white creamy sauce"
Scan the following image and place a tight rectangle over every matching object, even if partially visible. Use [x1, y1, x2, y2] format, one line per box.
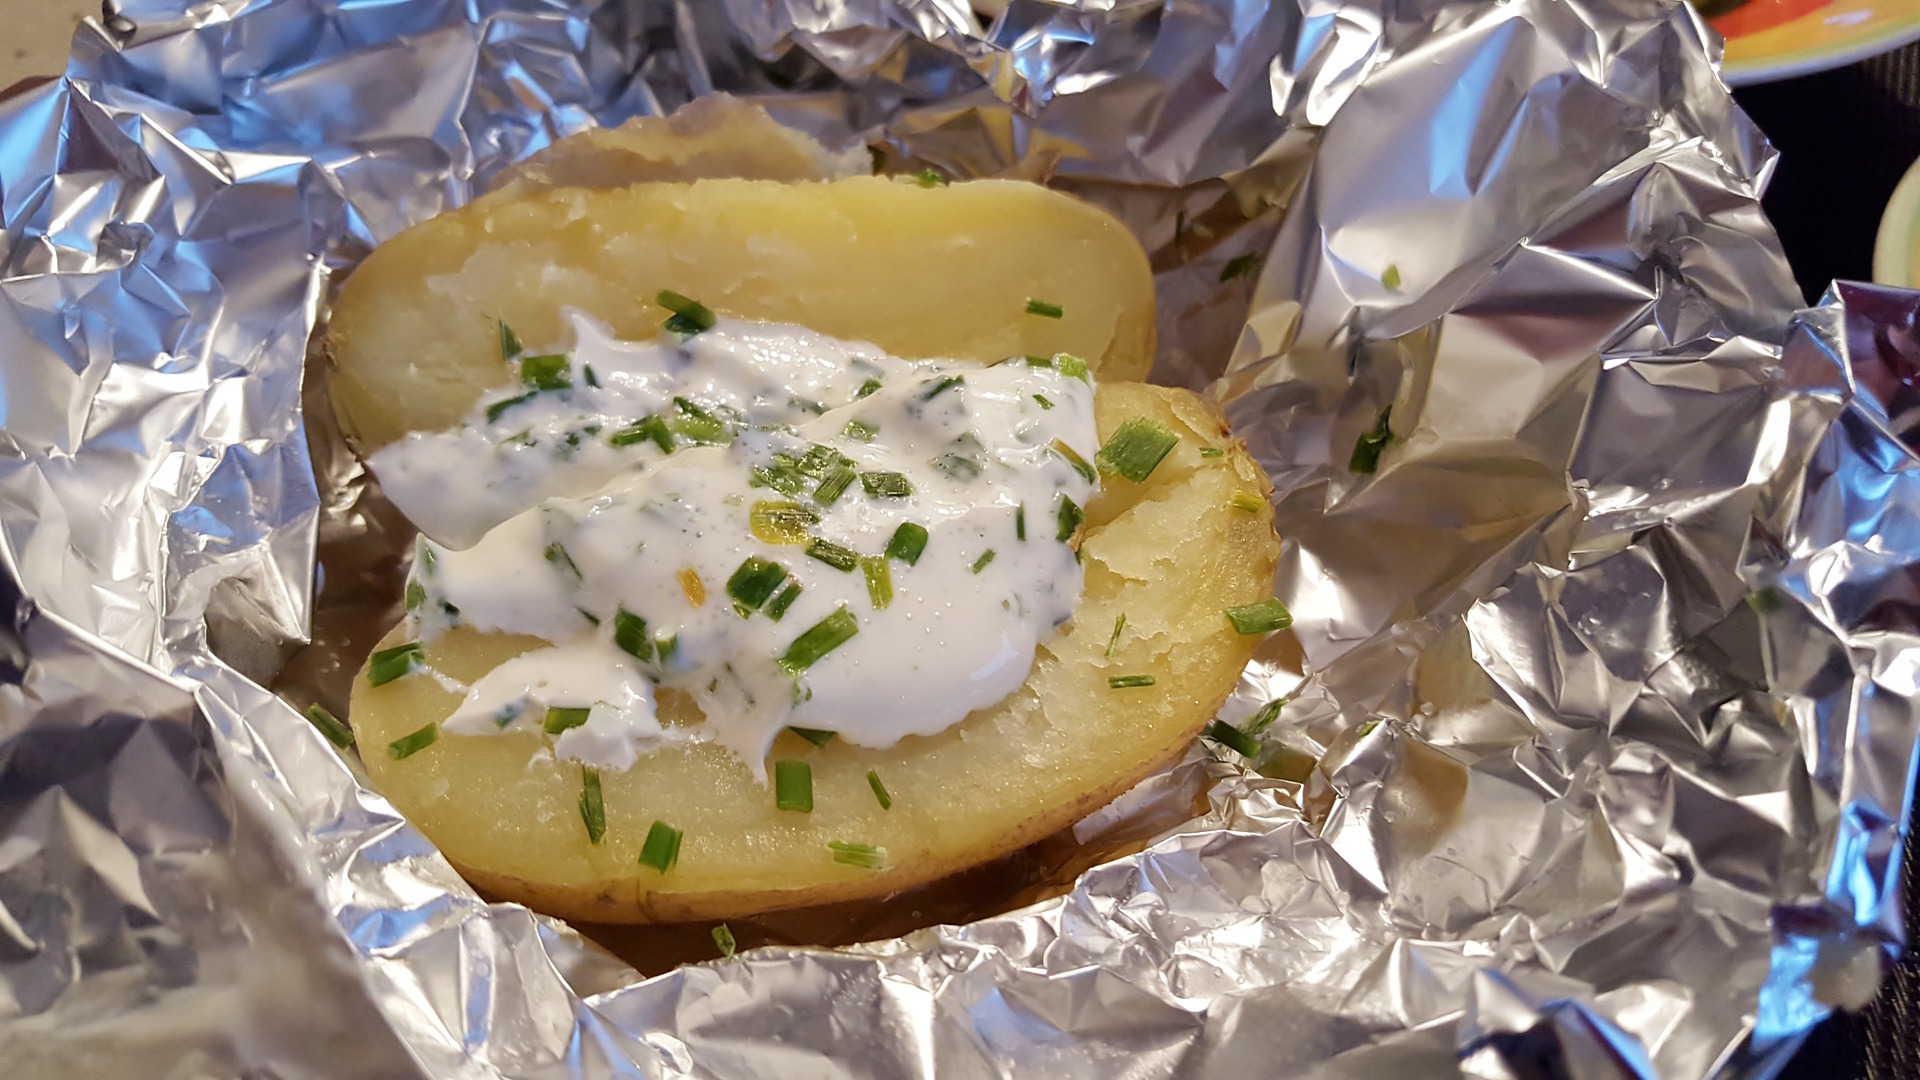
[373, 313, 1099, 777]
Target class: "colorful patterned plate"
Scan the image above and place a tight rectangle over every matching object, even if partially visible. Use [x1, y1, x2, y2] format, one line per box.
[1699, 0, 1920, 86]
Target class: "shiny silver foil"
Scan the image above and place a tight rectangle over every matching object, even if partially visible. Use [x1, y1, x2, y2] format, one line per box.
[1, 0, 1915, 1076]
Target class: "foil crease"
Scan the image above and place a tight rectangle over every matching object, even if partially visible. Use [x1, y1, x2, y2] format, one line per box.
[0, 1, 1915, 1078]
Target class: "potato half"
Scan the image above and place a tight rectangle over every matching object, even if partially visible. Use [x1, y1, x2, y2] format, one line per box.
[349, 382, 1278, 922]
[328, 177, 1157, 449]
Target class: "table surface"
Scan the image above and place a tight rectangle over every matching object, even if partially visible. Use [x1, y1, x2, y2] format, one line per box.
[3, 6, 1916, 1078]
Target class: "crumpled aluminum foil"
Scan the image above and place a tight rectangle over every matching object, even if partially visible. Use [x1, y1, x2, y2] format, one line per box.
[2, 0, 1917, 1076]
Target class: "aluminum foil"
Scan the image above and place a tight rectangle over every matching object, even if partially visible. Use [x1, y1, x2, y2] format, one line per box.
[2, 0, 1917, 1077]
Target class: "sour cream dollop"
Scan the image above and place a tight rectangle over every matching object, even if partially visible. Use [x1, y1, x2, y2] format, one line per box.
[370, 312, 1099, 777]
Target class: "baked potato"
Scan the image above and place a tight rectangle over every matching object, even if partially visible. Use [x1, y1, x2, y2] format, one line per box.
[349, 380, 1279, 922]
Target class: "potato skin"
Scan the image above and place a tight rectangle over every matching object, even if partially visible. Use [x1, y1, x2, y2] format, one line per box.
[348, 383, 1279, 923]
[327, 177, 1157, 449]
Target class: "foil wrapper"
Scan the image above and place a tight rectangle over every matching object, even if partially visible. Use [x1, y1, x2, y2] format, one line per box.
[2, 1, 1917, 1076]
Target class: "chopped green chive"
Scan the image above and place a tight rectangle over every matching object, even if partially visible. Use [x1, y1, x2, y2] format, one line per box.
[304, 703, 355, 748]
[886, 522, 929, 565]
[751, 462, 809, 497]
[609, 415, 673, 453]
[1245, 697, 1287, 735]
[519, 353, 570, 391]
[638, 820, 682, 872]
[1056, 496, 1084, 542]
[581, 364, 599, 388]
[386, 722, 438, 760]
[970, 549, 996, 574]
[1230, 491, 1265, 514]
[727, 556, 790, 614]
[828, 841, 887, 869]
[1225, 598, 1293, 634]
[1056, 354, 1089, 381]
[1219, 252, 1263, 282]
[913, 168, 948, 187]
[814, 464, 858, 506]
[920, 375, 964, 401]
[861, 555, 893, 609]
[1021, 354, 1054, 368]
[580, 768, 606, 844]
[499, 320, 523, 361]
[856, 377, 883, 399]
[1205, 719, 1260, 757]
[1025, 298, 1064, 319]
[750, 500, 819, 545]
[789, 726, 836, 748]
[1051, 440, 1097, 483]
[774, 759, 814, 812]
[544, 706, 591, 734]
[1098, 418, 1180, 482]
[367, 641, 425, 687]
[712, 924, 737, 958]
[866, 769, 892, 810]
[1033, 393, 1055, 410]
[1359, 720, 1380, 737]
[806, 538, 860, 572]
[767, 582, 803, 622]
[1381, 264, 1402, 290]
[1349, 406, 1393, 474]
[657, 290, 717, 335]
[1105, 613, 1127, 658]
[843, 418, 879, 442]
[545, 543, 582, 583]
[668, 396, 732, 444]
[485, 391, 537, 423]
[779, 607, 859, 673]
[656, 632, 681, 667]
[404, 578, 426, 611]
[1015, 504, 1027, 541]
[1199, 447, 1226, 458]
[860, 471, 913, 498]
[613, 608, 653, 661]
[1108, 674, 1157, 689]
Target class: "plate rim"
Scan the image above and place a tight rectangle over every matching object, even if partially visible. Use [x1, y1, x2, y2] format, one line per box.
[1720, 6, 1920, 86]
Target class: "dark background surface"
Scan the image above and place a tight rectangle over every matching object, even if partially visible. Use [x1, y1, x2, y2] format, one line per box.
[1737, 40, 1920, 1080]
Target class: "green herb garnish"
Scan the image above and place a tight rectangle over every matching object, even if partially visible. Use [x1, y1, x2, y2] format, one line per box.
[1349, 406, 1393, 474]
[1245, 697, 1287, 735]
[638, 820, 682, 872]
[1199, 447, 1225, 458]
[1098, 418, 1180, 482]
[1229, 491, 1265, 513]
[913, 168, 948, 187]
[750, 500, 819, 545]
[668, 396, 732, 444]
[1056, 354, 1089, 381]
[885, 522, 928, 565]
[580, 768, 606, 843]
[970, 550, 996, 574]
[1108, 674, 1157, 689]
[806, 538, 860, 572]
[920, 375, 964, 401]
[861, 555, 893, 609]
[1381, 264, 1402, 290]
[774, 759, 814, 812]
[727, 556, 790, 614]
[545, 543, 582, 583]
[867, 770, 892, 810]
[1205, 719, 1259, 757]
[1225, 598, 1292, 634]
[844, 418, 879, 442]
[779, 607, 859, 673]
[1033, 393, 1055, 410]
[519, 354, 570, 391]
[305, 703, 355, 748]
[404, 578, 426, 612]
[366, 641, 424, 687]
[581, 364, 599, 388]
[1105, 613, 1126, 658]
[856, 377, 883, 398]
[1015, 504, 1026, 541]
[1056, 496, 1083, 542]
[656, 632, 680, 667]
[1051, 440, 1097, 483]
[860, 471, 913, 498]
[712, 924, 737, 958]
[1219, 252, 1263, 282]
[658, 290, 717, 335]
[814, 464, 858, 506]
[387, 722, 439, 760]
[609, 415, 673, 453]
[613, 607, 653, 661]
[499, 320, 522, 361]
[1025, 298, 1064, 319]
[485, 391, 537, 424]
[768, 582, 803, 622]
[789, 726, 836, 748]
[828, 841, 887, 869]
[544, 706, 591, 734]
